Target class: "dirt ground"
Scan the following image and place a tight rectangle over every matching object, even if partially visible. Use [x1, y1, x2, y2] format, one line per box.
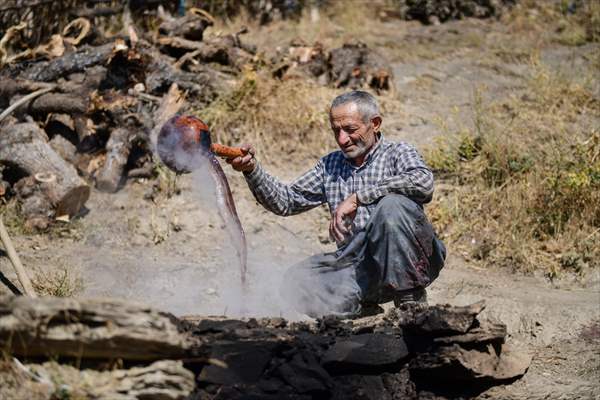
[1, 9, 599, 400]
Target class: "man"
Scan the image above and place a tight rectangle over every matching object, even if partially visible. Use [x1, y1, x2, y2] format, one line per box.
[227, 90, 446, 317]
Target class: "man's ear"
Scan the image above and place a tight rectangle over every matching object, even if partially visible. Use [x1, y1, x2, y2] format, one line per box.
[371, 115, 382, 132]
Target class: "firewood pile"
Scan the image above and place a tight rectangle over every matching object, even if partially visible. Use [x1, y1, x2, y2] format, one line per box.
[0, 2, 397, 231]
[0, 295, 530, 399]
[0, 3, 256, 230]
[378, 0, 516, 24]
[272, 39, 394, 93]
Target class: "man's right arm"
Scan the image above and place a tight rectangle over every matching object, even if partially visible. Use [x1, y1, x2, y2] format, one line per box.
[243, 161, 326, 216]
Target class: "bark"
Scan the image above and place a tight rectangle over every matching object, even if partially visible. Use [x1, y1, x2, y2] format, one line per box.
[95, 127, 132, 192]
[0, 122, 89, 220]
[149, 83, 185, 149]
[20, 43, 114, 82]
[329, 41, 394, 92]
[157, 32, 254, 71]
[49, 134, 78, 165]
[0, 295, 197, 361]
[26, 93, 88, 115]
[158, 11, 213, 41]
[95, 83, 183, 192]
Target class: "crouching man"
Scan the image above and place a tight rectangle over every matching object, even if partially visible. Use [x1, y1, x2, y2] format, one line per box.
[227, 90, 446, 317]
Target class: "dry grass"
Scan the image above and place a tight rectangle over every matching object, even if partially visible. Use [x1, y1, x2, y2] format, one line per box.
[425, 59, 599, 278]
[502, 0, 600, 46]
[195, 67, 339, 168]
[32, 265, 83, 297]
[196, 2, 401, 170]
[0, 198, 84, 240]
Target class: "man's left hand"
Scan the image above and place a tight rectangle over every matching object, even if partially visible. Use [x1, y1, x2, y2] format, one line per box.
[330, 193, 359, 244]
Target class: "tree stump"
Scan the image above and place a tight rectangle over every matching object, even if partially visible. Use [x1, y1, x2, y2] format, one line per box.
[0, 122, 90, 222]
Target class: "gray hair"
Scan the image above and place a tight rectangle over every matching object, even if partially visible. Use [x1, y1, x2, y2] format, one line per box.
[330, 91, 380, 123]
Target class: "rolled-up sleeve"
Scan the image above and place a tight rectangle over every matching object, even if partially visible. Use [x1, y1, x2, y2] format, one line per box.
[244, 161, 326, 216]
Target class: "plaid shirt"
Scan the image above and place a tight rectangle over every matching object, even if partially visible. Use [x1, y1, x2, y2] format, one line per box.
[244, 134, 434, 236]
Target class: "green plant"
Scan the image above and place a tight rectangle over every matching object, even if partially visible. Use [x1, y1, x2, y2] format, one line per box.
[425, 61, 599, 276]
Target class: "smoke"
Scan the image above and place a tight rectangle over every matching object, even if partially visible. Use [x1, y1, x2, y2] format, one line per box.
[183, 159, 365, 320]
[83, 133, 362, 320]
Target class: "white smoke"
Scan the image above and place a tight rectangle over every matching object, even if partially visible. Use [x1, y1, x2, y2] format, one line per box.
[83, 133, 362, 320]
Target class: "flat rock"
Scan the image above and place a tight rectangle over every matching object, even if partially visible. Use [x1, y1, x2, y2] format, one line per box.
[409, 342, 531, 382]
[399, 301, 486, 334]
[198, 340, 279, 385]
[322, 333, 409, 373]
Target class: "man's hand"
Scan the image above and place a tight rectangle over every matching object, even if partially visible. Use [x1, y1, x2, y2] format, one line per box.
[330, 193, 359, 244]
[226, 144, 256, 172]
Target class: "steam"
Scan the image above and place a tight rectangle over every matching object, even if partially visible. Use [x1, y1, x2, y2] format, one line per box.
[184, 159, 364, 320]
[84, 138, 362, 320]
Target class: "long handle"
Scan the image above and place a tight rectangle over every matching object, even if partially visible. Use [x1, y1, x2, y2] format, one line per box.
[0, 217, 37, 297]
[210, 143, 245, 159]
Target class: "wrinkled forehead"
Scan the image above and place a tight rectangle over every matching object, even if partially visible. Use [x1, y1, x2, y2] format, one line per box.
[329, 102, 363, 124]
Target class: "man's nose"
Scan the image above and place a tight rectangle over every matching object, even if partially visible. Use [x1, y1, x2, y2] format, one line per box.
[338, 130, 351, 145]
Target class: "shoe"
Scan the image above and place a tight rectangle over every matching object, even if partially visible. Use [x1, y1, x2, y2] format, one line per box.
[393, 288, 427, 307]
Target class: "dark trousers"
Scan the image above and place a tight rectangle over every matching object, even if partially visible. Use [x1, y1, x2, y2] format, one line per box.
[281, 194, 446, 317]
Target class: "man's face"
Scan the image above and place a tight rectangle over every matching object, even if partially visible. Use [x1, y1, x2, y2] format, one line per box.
[330, 102, 379, 164]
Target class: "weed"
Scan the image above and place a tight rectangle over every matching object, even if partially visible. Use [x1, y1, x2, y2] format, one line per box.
[197, 66, 338, 168]
[32, 266, 83, 297]
[425, 61, 600, 275]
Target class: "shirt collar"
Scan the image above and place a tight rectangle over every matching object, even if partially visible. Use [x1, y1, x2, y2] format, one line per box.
[346, 132, 385, 169]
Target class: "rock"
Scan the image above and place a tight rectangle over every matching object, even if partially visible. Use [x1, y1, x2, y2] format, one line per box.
[0, 296, 530, 400]
[409, 342, 531, 382]
[432, 319, 507, 345]
[322, 333, 409, 373]
[399, 301, 486, 335]
[276, 351, 332, 395]
[332, 375, 390, 400]
[198, 340, 278, 385]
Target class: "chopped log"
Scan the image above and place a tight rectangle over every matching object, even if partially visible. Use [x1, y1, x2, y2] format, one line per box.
[73, 6, 124, 19]
[158, 36, 228, 63]
[0, 87, 55, 123]
[0, 295, 197, 360]
[95, 83, 182, 192]
[0, 79, 55, 101]
[149, 83, 185, 149]
[26, 93, 88, 115]
[0, 122, 90, 220]
[20, 43, 114, 82]
[49, 134, 78, 165]
[158, 9, 214, 41]
[157, 30, 254, 71]
[329, 41, 394, 92]
[95, 127, 132, 192]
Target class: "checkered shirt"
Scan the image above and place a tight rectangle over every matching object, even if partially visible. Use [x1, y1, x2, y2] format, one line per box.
[244, 134, 434, 235]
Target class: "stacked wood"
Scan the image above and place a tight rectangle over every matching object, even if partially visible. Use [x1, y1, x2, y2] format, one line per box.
[0, 7, 254, 228]
[403, 0, 515, 24]
[273, 39, 395, 93]
[0, 122, 90, 229]
[0, 296, 530, 399]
